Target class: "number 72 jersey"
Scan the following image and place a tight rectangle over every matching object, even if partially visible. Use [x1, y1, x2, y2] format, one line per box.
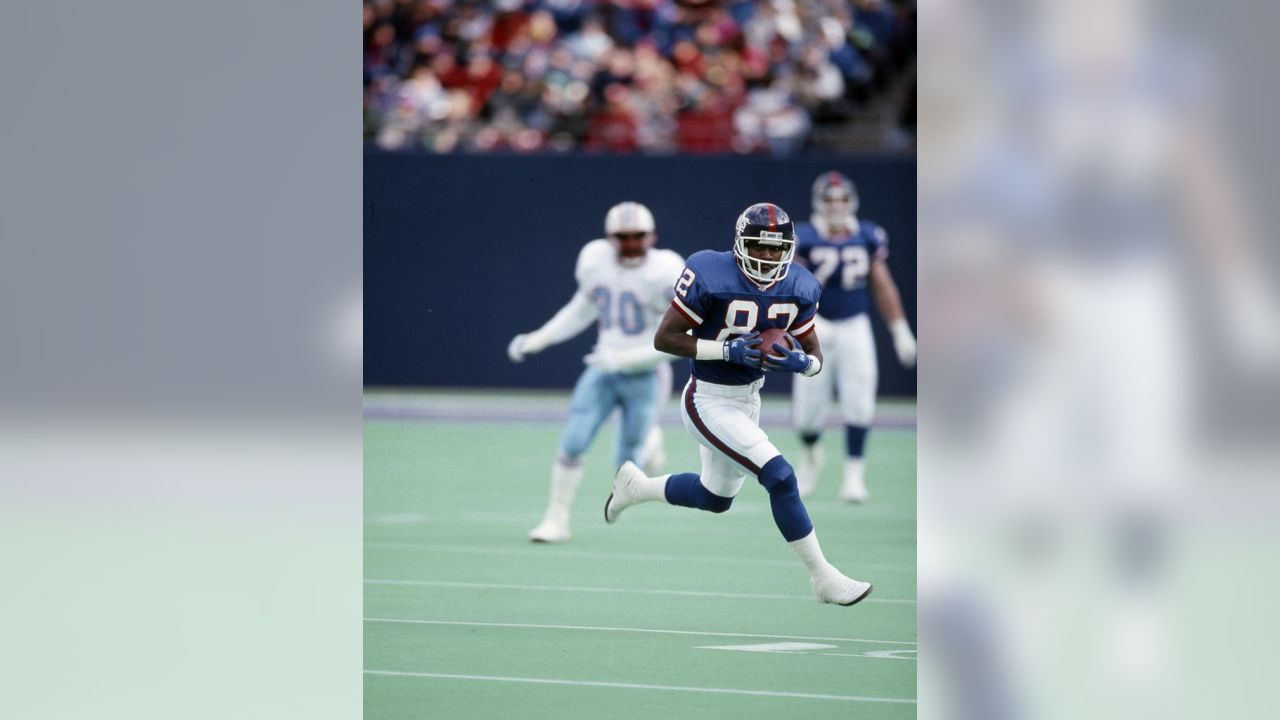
[794, 219, 888, 320]
[670, 249, 822, 386]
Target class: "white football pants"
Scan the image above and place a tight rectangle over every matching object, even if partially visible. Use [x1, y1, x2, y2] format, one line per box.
[679, 377, 782, 498]
[792, 313, 878, 432]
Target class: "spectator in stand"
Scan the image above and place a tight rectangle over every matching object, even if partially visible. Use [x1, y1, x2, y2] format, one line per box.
[586, 84, 640, 153]
[364, 0, 915, 155]
[677, 89, 735, 153]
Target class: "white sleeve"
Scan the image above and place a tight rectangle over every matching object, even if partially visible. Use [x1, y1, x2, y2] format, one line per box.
[611, 344, 678, 373]
[524, 290, 598, 353]
[651, 251, 683, 311]
[575, 240, 610, 285]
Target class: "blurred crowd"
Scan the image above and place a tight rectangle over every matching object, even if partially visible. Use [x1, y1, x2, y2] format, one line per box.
[364, 0, 915, 155]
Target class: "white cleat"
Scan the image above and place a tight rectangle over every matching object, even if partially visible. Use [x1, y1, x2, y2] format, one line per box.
[839, 460, 868, 503]
[811, 573, 873, 606]
[839, 479, 868, 503]
[604, 461, 647, 524]
[527, 521, 570, 544]
[797, 443, 823, 499]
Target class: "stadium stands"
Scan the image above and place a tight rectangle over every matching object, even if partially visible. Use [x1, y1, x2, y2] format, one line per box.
[364, 0, 916, 154]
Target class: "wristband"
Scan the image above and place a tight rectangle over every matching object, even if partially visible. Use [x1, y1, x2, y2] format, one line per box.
[695, 338, 725, 361]
[800, 355, 822, 377]
[890, 319, 914, 341]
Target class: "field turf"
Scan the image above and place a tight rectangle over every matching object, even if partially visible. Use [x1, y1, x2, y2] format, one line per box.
[365, 390, 916, 718]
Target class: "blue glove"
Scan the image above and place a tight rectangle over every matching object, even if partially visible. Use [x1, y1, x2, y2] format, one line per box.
[763, 341, 813, 374]
[724, 332, 763, 367]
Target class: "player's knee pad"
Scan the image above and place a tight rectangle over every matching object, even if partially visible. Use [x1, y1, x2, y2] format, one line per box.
[757, 456, 798, 497]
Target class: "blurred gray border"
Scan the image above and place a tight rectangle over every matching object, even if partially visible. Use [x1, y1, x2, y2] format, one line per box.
[0, 3, 361, 718]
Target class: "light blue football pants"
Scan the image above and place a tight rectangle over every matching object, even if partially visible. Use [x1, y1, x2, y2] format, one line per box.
[559, 366, 660, 469]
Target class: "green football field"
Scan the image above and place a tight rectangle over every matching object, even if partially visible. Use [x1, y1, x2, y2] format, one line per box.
[365, 390, 916, 718]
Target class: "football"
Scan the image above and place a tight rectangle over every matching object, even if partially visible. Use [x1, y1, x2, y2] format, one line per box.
[758, 327, 796, 364]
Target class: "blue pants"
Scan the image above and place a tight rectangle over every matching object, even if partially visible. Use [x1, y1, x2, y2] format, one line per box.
[560, 366, 660, 468]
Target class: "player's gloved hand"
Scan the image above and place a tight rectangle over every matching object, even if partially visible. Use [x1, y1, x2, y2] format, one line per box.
[507, 334, 530, 363]
[762, 341, 813, 374]
[723, 332, 762, 367]
[508, 331, 550, 363]
[890, 319, 917, 368]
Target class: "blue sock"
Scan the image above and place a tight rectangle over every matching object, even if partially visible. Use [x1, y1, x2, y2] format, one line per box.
[845, 425, 868, 458]
[758, 456, 814, 542]
[664, 473, 733, 513]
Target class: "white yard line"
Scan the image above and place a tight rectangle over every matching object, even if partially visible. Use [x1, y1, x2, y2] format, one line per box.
[364, 541, 915, 572]
[821, 651, 918, 661]
[364, 577, 916, 605]
[364, 670, 916, 705]
[363, 617, 916, 646]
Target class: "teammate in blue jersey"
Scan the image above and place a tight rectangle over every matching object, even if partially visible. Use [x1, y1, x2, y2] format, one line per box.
[603, 202, 873, 606]
[791, 172, 917, 502]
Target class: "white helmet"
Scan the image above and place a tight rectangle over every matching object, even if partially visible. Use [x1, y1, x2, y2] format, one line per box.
[604, 201, 656, 264]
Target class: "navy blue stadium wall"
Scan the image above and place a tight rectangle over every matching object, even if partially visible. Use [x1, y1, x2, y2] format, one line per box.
[365, 149, 916, 397]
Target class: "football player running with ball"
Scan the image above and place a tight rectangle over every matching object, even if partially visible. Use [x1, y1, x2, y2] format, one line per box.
[604, 202, 873, 606]
[509, 202, 684, 544]
[792, 172, 916, 503]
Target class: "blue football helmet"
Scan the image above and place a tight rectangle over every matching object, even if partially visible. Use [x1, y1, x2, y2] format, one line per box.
[733, 202, 796, 284]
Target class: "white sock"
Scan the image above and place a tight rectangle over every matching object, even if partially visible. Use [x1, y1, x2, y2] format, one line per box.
[541, 456, 583, 525]
[637, 422, 665, 474]
[844, 457, 865, 483]
[635, 471, 671, 503]
[787, 530, 839, 578]
[640, 425, 663, 463]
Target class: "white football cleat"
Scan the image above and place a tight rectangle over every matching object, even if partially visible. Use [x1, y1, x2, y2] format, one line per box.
[527, 520, 570, 544]
[797, 442, 824, 499]
[811, 572, 873, 606]
[604, 461, 648, 524]
[839, 458, 868, 503]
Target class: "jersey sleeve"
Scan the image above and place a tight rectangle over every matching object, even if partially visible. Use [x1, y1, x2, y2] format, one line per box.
[789, 272, 822, 339]
[650, 251, 683, 312]
[670, 253, 711, 327]
[574, 239, 612, 286]
[869, 223, 889, 261]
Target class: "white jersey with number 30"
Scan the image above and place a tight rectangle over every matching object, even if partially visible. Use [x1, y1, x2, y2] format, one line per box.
[575, 239, 685, 354]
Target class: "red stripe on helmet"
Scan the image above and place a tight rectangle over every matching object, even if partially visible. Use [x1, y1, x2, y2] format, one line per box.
[767, 204, 776, 231]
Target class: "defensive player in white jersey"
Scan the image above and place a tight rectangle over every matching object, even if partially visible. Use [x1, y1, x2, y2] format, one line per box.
[507, 202, 684, 544]
[604, 202, 873, 606]
[792, 172, 917, 502]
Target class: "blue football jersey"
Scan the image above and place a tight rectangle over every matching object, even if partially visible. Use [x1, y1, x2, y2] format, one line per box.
[794, 219, 888, 320]
[670, 250, 821, 385]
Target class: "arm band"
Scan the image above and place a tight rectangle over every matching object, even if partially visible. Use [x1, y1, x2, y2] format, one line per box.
[890, 318, 914, 342]
[695, 339, 725, 361]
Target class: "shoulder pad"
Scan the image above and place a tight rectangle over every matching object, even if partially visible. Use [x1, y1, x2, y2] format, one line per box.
[863, 221, 888, 245]
[653, 248, 685, 272]
[789, 263, 823, 301]
[575, 239, 615, 283]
